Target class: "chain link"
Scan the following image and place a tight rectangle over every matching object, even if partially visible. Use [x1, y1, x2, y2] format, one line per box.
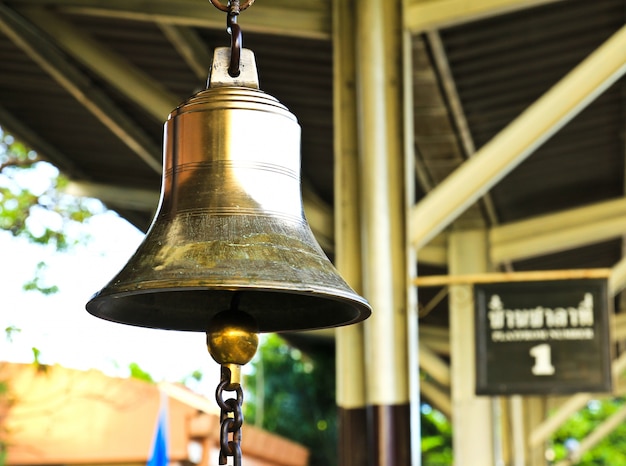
[216, 368, 244, 466]
[207, 0, 256, 76]
[207, 0, 255, 13]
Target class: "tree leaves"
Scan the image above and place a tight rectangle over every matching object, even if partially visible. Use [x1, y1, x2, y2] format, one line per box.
[1, 128, 101, 252]
[4, 326, 20, 342]
[1, 127, 104, 295]
[550, 397, 626, 464]
[129, 362, 155, 383]
[22, 262, 59, 295]
[244, 335, 337, 466]
[421, 403, 453, 464]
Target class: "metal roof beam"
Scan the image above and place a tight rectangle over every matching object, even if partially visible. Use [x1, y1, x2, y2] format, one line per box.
[490, 196, 626, 295]
[490, 198, 626, 263]
[409, 23, 626, 250]
[420, 379, 452, 418]
[0, 105, 87, 179]
[19, 6, 179, 122]
[419, 341, 450, 387]
[158, 23, 213, 81]
[417, 233, 448, 266]
[301, 182, 334, 253]
[426, 31, 500, 225]
[404, 0, 565, 33]
[611, 256, 626, 296]
[0, 4, 162, 173]
[64, 182, 159, 212]
[10, 0, 330, 40]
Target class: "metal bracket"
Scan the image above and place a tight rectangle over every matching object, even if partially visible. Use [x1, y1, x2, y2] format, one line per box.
[208, 47, 259, 89]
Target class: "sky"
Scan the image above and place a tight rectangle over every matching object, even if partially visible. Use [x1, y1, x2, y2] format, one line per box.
[0, 163, 222, 396]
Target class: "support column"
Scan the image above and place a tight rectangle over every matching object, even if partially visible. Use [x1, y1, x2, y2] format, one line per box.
[356, 0, 410, 464]
[509, 395, 527, 466]
[449, 230, 494, 466]
[404, 26, 422, 466]
[333, 0, 368, 465]
[525, 397, 547, 466]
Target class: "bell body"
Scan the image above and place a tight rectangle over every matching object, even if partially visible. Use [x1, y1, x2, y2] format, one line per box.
[86, 86, 371, 332]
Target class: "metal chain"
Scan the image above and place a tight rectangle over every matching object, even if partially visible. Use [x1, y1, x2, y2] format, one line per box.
[215, 367, 244, 466]
[225, 0, 242, 77]
[207, 0, 256, 77]
[207, 0, 255, 13]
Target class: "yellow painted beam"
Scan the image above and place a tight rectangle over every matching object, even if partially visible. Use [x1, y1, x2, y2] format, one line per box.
[20, 7, 179, 121]
[404, 0, 565, 32]
[0, 3, 162, 172]
[12, 0, 330, 39]
[491, 198, 626, 263]
[409, 24, 626, 250]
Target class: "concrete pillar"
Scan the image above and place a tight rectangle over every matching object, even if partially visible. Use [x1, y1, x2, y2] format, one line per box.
[356, 0, 411, 464]
[525, 397, 548, 466]
[448, 229, 494, 465]
[333, 0, 368, 464]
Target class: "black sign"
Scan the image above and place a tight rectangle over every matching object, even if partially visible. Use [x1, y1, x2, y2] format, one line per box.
[475, 279, 612, 395]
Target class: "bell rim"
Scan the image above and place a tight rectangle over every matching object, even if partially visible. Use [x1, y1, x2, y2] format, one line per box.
[87, 282, 371, 311]
[86, 282, 372, 332]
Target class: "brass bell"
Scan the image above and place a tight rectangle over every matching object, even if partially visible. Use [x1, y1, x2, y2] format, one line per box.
[86, 49, 371, 333]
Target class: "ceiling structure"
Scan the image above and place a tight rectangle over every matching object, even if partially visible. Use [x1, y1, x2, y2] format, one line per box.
[3, 0, 626, 430]
[411, 0, 626, 269]
[2, 0, 625, 281]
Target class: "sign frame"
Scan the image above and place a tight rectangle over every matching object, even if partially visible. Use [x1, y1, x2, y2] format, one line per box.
[474, 278, 612, 395]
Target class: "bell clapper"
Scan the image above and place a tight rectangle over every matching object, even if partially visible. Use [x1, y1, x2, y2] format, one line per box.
[207, 307, 260, 384]
[207, 306, 259, 466]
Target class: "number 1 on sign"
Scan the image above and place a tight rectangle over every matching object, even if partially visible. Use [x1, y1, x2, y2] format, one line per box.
[530, 343, 555, 375]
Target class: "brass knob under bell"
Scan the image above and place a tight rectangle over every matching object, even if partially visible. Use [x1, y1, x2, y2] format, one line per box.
[207, 307, 258, 386]
[85, 49, 371, 334]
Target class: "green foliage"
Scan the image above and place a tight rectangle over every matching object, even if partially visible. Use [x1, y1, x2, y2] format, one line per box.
[421, 404, 453, 465]
[244, 335, 337, 466]
[188, 370, 203, 382]
[0, 128, 100, 249]
[418, 397, 626, 465]
[0, 127, 104, 295]
[129, 362, 154, 383]
[22, 262, 60, 295]
[181, 369, 203, 385]
[27, 347, 48, 373]
[31, 347, 41, 365]
[4, 326, 20, 343]
[549, 397, 626, 464]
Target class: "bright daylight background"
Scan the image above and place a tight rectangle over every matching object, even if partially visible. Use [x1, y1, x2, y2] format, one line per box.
[0, 160, 221, 395]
